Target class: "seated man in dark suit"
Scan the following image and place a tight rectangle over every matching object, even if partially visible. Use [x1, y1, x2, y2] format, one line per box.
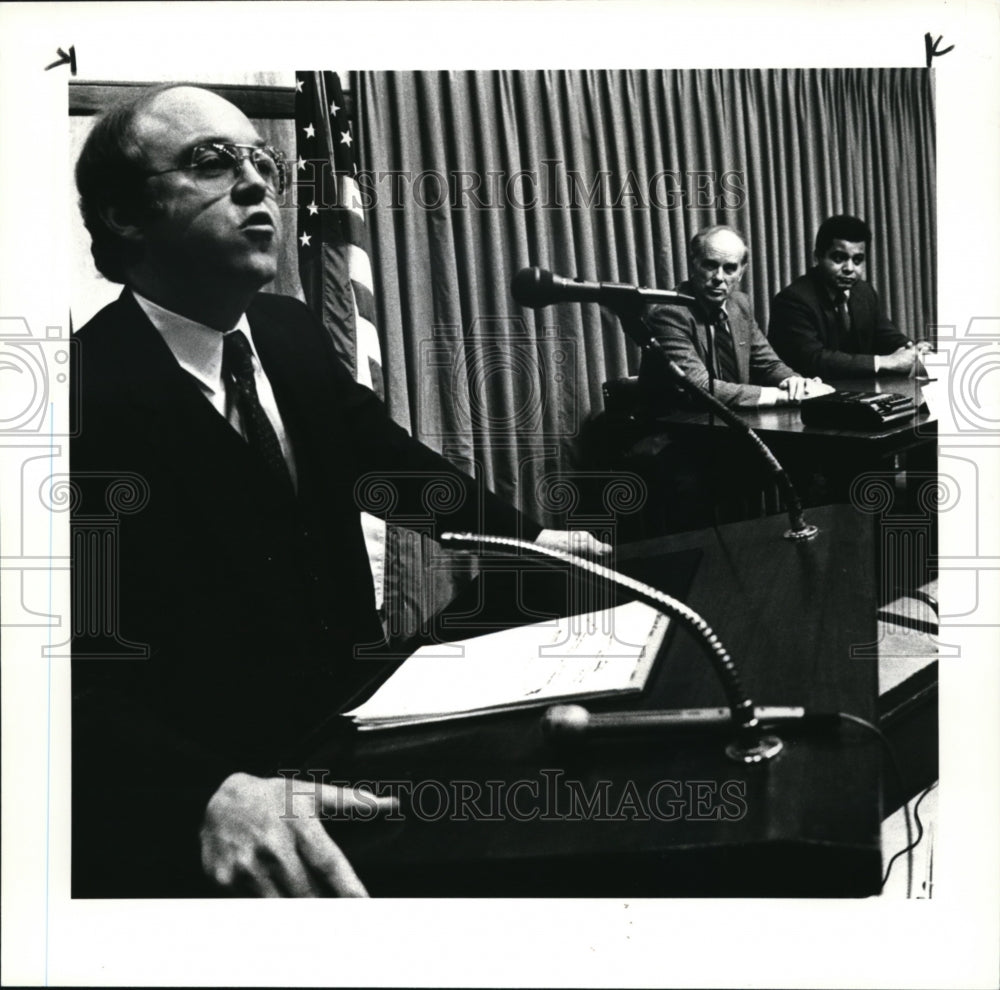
[71, 83, 603, 898]
[768, 214, 925, 378]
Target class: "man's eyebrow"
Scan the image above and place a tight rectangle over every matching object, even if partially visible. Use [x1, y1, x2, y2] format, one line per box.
[187, 135, 268, 148]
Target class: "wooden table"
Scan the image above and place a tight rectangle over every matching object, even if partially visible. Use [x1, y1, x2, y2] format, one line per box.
[640, 374, 938, 595]
[316, 504, 884, 897]
[656, 374, 936, 464]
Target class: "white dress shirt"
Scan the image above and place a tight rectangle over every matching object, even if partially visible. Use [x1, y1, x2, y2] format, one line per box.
[132, 290, 298, 485]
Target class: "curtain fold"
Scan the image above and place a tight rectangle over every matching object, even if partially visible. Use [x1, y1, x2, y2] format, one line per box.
[352, 67, 935, 628]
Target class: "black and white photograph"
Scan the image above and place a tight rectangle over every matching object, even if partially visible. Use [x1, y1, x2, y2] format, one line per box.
[1, 2, 998, 987]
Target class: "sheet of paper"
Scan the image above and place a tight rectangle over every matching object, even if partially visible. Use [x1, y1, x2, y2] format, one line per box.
[920, 379, 944, 421]
[344, 600, 668, 727]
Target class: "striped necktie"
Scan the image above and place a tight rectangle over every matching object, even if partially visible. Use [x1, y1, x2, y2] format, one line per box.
[712, 311, 740, 382]
[222, 330, 294, 493]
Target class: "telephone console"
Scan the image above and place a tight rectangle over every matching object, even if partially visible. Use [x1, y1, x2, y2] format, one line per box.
[799, 390, 918, 430]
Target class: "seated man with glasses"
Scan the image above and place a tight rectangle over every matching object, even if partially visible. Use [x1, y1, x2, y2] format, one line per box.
[71, 83, 603, 899]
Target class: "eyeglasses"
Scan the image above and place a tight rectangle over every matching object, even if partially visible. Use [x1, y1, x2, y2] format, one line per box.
[144, 142, 287, 195]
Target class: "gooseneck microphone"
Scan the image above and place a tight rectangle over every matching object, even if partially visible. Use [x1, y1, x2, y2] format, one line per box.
[509, 266, 817, 542]
[542, 703, 841, 743]
[441, 531, 785, 764]
[511, 267, 696, 310]
[657, 358, 817, 540]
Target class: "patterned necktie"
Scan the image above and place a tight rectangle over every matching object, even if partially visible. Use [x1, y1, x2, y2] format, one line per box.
[712, 311, 740, 382]
[222, 330, 294, 493]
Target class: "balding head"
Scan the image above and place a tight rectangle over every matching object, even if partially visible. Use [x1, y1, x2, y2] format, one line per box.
[687, 225, 749, 311]
[77, 84, 283, 328]
[76, 83, 190, 282]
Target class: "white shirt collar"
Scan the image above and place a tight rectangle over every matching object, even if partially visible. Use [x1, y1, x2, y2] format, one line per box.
[132, 289, 255, 397]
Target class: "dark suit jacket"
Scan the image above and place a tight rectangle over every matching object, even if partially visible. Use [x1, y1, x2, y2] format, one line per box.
[639, 284, 797, 411]
[768, 268, 909, 378]
[71, 290, 539, 896]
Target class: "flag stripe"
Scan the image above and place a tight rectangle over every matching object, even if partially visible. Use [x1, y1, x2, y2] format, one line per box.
[341, 211, 371, 250]
[339, 174, 366, 221]
[346, 243, 373, 291]
[355, 315, 382, 370]
[351, 279, 377, 328]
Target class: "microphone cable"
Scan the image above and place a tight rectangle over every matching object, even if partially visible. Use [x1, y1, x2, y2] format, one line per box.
[835, 711, 916, 897]
[882, 780, 937, 898]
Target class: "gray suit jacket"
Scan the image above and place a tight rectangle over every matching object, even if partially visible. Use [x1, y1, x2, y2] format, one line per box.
[639, 284, 797, 410]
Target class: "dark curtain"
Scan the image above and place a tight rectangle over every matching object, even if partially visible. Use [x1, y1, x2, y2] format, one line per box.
[353, 68, 935, 624]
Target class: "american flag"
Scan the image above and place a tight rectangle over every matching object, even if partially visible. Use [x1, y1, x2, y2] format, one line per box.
[294, 70, 384, 399]
[295, 70, 387, 611]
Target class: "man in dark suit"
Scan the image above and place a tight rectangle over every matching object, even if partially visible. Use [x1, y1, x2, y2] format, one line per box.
[72, 83, 601, 898]
[639, 225, 826, 410]
[768, 214, 924, 378]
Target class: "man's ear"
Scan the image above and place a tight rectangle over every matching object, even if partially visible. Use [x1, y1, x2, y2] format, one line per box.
[98, 201, 146, 245]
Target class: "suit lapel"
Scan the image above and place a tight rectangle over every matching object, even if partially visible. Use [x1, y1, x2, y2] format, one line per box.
[847, 287, 870, 351]
[108, 293, 239, 446]
[728, 303, 751, 384]
[694, 318, 712, 366]
[685, 288, 716, 371]
[245, 298, 358, 504]
[687, 291, 750, 385]
[107, 292, 296, 519]
[809, 269, 840, 348]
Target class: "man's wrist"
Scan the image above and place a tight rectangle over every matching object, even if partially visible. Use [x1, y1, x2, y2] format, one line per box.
[757, 386, 784, 406]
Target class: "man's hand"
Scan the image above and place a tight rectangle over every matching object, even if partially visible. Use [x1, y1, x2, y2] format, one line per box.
[200, 772, 396, 897]
[877, 345, 919, 375]
[534, 529, 613, 557]
[778, 376, 830, 403]
[802, 379, 835, 399]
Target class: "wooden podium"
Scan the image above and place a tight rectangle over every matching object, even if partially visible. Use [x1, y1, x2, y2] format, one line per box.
[317, 504, 883, 897]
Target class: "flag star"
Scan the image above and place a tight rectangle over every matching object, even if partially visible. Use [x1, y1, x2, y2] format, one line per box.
[329, 100, 340, 116]
[299, 231, 312, 247]
[297, 156, 307, 171]
[295, 79, 304, 93]
[307, 202, 319, 216]
[340, 130, 353, 147]
[303, 123, 316, 139]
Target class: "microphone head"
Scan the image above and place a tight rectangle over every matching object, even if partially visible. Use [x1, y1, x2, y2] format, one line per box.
[541, 703, 592, 742]
[511, 267, 554, 308]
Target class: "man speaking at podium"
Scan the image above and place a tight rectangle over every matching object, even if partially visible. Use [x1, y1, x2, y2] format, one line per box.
[71, 84, 603, 898]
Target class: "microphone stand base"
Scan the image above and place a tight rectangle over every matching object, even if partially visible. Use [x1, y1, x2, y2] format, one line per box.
[726, 734, 784, 764]
[783, 523, 819, 542]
